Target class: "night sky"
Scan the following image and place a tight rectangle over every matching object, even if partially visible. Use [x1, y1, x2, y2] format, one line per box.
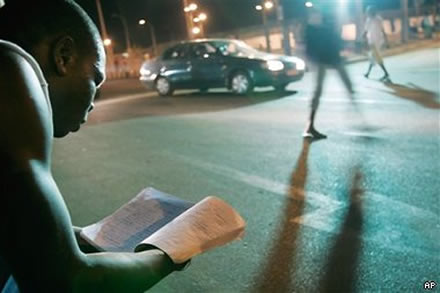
[74, 0, 403, 53]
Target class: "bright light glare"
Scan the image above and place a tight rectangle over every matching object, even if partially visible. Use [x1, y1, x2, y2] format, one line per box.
[264, 1, 274, 10]
[138, 19, 146, 25]
[305, 1, 313, 8]
[266, 60, 284, 71]
[103, 38, 112, 46]
[193, 17, 200, 23]
[192, 27, 201, 34]
[255, 5, 263, 10]
[296, 59, 306, 70]
[188, 3, 198, 11]
[198, 13, 207, 21]
[140, 68, 151, 76]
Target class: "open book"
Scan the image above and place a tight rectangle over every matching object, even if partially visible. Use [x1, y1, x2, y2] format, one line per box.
[80, 187, 246, 264]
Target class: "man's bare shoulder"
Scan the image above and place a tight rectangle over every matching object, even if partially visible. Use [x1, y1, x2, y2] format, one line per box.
[0, 47, 52, 167]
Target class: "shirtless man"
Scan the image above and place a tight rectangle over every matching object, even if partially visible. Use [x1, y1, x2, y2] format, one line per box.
[0, 1, 182, 292]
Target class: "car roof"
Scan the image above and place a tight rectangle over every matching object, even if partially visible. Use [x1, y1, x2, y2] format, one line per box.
[177, 38, 242, 45]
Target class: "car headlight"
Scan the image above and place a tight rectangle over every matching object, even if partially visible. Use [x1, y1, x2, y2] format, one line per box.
[140, 67, 151, 76]
[266, 60, 284, 71]
[296, 59, 306, 71]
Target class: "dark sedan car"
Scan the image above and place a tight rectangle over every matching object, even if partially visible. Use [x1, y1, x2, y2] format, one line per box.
[139, 38, 306, 96]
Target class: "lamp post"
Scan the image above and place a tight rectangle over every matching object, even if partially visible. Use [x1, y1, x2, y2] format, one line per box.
[256, 1, 274, 52]
[95, 0, 114, 76]
[401, 0, 409, 43]
[139, 19, 157, 57]
[112, 14, 132, 53]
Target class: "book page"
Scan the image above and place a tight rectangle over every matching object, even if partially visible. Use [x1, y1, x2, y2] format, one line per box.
[136, 196, 246, 264]
[80, 188, 193, 252]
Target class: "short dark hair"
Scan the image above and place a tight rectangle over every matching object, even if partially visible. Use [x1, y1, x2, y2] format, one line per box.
[0, 0, 101, 57]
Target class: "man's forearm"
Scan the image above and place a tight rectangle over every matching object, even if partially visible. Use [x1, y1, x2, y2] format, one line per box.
[74, 249, 175, 293]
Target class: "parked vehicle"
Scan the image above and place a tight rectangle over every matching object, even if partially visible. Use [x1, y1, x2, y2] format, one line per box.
[139, 38, 306, 96]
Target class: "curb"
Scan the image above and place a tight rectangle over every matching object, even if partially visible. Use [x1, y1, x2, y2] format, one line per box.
[345, 39, 440, 64]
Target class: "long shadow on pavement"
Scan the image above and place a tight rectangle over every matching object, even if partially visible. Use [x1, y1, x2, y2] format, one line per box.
[381, 81, 439, 109]
[89, 90, 296, 125]
[252, 139, 310, 292]
[319, 166, 364, 293]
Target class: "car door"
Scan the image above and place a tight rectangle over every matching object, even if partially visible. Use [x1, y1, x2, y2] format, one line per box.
[160, 44, 193, 88]
[189, 42, 227, 88]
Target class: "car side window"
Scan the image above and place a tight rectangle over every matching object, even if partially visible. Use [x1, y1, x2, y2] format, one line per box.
[163, 45, 188, 60]
[190, 43, 217, 59]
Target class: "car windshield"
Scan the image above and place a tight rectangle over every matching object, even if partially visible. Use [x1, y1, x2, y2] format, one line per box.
[211, 40, 260, 57]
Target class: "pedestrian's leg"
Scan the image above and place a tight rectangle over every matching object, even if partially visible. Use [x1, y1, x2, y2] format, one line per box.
[304, 65, 327, 139]
[336, 64, 354, 95]
[364, 62, 373, 78]
[374, 46, 390, 80]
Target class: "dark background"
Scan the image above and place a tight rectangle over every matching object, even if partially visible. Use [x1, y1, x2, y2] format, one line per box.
[72, 0, 405, 52]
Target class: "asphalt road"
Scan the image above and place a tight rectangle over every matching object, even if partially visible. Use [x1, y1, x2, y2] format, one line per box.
[53, 46, 440, 292]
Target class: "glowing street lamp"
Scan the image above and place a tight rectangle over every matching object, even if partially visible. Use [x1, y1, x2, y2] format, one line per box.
[192, 27, 201, 35]
[255, 5, 263, 10]
[138, 18, 157, 56]
[198, 12, 207, 21]
[264, 1, 274, 10]
[305, 1, 313, 8]
[103, 38, 112, 46]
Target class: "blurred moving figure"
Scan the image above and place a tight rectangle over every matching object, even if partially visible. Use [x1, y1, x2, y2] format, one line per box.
[363, 6, 390, 81]
[304, 5, 355, 140]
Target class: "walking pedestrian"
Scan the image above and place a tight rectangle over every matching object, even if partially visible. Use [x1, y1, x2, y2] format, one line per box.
[363, 6, 390, 81]
[303, 5, 356, 139]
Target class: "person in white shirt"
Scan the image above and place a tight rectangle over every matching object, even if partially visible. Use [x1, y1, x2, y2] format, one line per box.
[363, 6, 390, 81]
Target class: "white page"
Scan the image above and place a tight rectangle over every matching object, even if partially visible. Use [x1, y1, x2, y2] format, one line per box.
[137, 196, 246, 263]
[80, 188, 193, 252]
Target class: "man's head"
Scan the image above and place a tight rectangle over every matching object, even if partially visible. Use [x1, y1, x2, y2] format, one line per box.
[0, 0, 106, 137]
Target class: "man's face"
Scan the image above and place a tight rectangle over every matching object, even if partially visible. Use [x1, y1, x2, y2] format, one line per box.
[51, 44, 106, 138]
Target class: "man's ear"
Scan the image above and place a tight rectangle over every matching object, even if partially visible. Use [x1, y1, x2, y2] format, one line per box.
[53, 36, 77, 76]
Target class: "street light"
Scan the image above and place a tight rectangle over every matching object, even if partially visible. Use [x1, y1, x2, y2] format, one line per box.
[255, 1, 274, 52]
[112, 13, 132, 53]
[138, 18, 157, 57]
[305, 1, 313, 8]
[103, 38, 112, 47]
[192, 27, 201, 35]
[264, 1, 274, 10]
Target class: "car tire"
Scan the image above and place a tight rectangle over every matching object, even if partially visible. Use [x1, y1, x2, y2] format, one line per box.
[155, 76, 174, 96]
[230, 71, 253, 95]
[199, 87, 209, 93]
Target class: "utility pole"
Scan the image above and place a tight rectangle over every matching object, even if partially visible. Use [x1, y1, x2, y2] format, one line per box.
[401, 0, 409, 43]
[95, 0, 114, 75]
[355, 0, 364, 44]
[273, 0, 291, 55]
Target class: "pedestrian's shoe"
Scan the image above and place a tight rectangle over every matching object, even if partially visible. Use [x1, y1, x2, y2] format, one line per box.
[379, 75, 390, 82]
[303, 129, 327, 140]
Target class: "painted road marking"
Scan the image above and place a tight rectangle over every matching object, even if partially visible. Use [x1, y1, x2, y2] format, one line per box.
[170, 152, 439, 257]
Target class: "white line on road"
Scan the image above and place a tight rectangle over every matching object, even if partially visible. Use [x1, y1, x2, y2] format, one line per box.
[170, 152, 439, 257]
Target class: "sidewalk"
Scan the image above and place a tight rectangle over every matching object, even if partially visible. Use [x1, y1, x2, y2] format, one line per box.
[344, 38, 440, 64]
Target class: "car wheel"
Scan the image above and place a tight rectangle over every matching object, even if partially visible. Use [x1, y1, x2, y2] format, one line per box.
[155, 77, 173, 96]
[230, 71, 253, 95]
[199, 87, 209, 93]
